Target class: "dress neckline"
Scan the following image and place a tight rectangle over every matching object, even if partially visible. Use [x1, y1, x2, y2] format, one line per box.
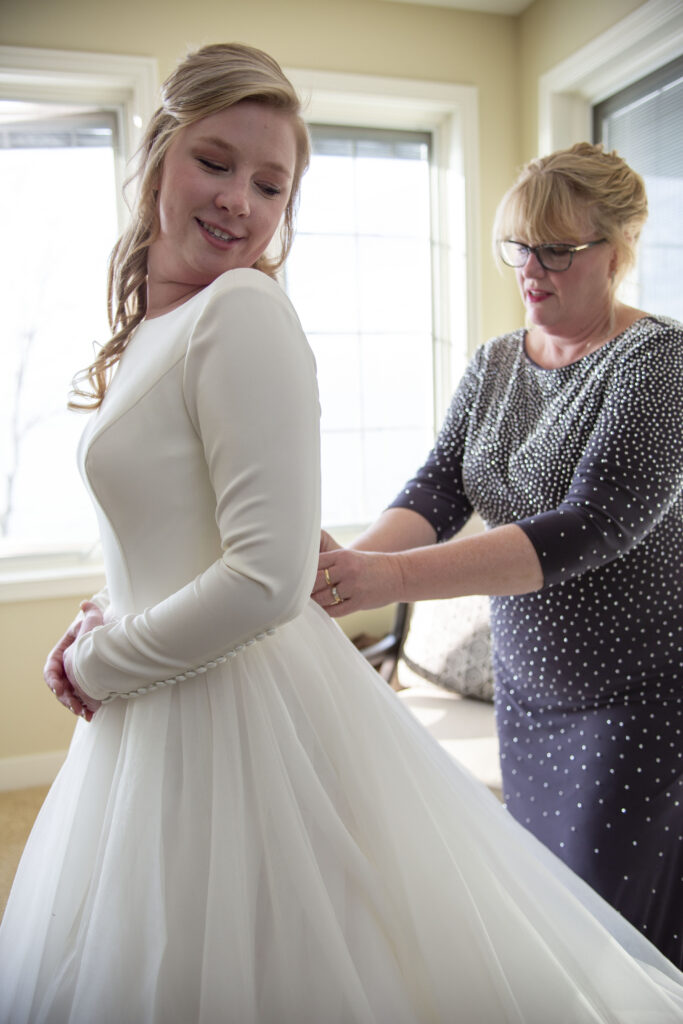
[521, 316, 654, 371]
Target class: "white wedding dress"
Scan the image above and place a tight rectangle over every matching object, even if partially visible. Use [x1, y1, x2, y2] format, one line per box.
[1, 270, 682, 1024]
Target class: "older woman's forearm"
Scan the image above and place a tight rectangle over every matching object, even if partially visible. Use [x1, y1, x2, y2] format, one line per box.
[315, 520, 543, 616]
[393, 523, 544, 600]
[350, 508, 437, 553]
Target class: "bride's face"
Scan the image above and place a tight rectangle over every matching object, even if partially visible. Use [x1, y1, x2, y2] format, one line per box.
[149, 102, 297, 294]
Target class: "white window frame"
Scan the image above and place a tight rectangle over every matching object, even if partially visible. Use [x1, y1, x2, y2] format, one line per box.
[286, 68, 480, 423]
[1, 59, 477, 597]
[538, 0, 683, 156]
[0, 46, 157, 601]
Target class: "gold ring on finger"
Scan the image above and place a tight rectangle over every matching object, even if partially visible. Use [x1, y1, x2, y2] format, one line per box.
[324, 568, 332, 587]
[331, 586, 343, 605]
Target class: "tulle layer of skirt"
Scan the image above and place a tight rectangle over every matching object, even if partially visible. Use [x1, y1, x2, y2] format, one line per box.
[2, 601, 682, 1023]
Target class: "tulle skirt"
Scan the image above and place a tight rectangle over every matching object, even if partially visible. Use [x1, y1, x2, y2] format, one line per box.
[1, 601, 682, 1024]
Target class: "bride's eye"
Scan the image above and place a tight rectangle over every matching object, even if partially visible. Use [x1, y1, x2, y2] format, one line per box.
[198, 157, 227, 172]
[257, 182, 282, 198]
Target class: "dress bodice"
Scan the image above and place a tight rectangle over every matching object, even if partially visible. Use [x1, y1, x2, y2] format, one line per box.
[72, 269, 321, 701]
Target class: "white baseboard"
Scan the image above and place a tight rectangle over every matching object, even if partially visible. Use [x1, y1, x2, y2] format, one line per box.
[0, 751, 66, 791]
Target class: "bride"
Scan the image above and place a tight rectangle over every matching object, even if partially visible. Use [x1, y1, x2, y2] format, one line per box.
[1, 42, 682, 1024]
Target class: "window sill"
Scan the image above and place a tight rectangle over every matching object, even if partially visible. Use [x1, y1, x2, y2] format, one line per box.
[0, 559, 105, 603]
[0, 524, 364, 604]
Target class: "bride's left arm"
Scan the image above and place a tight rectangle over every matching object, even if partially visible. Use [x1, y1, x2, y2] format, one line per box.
[69, 275, 321, 702]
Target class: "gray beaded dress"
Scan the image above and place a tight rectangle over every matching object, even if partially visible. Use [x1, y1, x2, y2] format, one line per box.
[390, 315, 683, 968]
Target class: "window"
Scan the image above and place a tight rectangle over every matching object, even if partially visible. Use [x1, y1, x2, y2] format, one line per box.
[0, 56, 475, 591]
[593, 56, 683, 319]
[1, 102, 119, 557]
[0, 46, 156, 596]
[284, 125, 435, 526]
[537, 0, 683, 156]
[285, 68, 479, 531]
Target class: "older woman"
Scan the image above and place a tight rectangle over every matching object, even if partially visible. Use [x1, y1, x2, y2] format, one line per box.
[315, 142, 683, 969]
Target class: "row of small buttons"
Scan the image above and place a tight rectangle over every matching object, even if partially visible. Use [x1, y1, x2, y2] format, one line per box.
[99, 628, 276, 704]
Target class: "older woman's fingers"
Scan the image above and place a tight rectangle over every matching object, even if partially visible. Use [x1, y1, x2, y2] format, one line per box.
[319, 529, 342, 554]
[312, 566, 337, 596]
[312, 579, 349, 613]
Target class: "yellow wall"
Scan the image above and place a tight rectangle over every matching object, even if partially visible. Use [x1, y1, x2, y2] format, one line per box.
[1, 596, 85, 762]
[0, 0, 650, 780]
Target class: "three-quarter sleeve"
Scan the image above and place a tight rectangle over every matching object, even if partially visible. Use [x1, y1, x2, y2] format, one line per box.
[71, 275, 321, 700]
[518, 330, 683, 586]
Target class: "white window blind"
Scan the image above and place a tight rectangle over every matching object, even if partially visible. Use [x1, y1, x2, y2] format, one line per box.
[593, 55, 683, 320]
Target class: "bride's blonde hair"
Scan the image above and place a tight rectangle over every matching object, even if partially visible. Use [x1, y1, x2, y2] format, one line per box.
[71, 43, 310, 410]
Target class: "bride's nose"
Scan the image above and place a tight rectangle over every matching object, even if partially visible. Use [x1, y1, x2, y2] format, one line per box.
[215, 176, 250, 217]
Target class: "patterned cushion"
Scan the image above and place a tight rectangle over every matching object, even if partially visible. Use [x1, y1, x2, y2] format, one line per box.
[398, 594, 494, 702]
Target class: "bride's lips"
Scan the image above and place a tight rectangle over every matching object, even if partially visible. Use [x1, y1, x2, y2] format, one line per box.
[196, 218, 243, 247]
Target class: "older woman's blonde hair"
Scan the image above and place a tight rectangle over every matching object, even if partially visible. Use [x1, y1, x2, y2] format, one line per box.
[72, 43, 310, 409]
[493, 142, 648, 286]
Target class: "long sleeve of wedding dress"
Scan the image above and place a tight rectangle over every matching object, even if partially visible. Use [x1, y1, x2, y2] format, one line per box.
[70, 270, 321, 701]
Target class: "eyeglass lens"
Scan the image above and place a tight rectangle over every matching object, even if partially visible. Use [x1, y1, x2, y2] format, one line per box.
[499, 241, 574, 271]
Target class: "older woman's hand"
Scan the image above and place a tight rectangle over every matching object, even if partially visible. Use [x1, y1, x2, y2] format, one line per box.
[312, 547, 403, 617]
[44, 601, 104, 721]
[318, 528, 342, 555]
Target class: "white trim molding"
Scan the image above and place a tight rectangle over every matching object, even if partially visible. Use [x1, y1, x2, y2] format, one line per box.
[0, 45, 158, 221]
[0, 564, 105, 603]
[0, 45, 157, 155]
[538, 0, 683, 155]
[286, 67, 480, 414]
[0, 750, 67, 791]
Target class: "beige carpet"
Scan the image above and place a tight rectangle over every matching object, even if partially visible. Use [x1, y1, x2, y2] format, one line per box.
[0, 785, 49, 920]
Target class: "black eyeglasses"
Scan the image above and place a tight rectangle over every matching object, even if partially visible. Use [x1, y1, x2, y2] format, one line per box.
[498, 238, 607, 272]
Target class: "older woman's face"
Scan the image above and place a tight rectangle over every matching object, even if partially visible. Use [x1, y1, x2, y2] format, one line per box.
[514, 223, 617, 339]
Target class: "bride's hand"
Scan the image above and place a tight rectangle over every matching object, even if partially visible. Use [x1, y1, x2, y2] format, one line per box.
[312, 548, 403, 617]
[44, 601, 104, 721]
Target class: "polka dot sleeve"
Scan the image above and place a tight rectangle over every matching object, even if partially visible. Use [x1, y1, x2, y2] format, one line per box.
[518, 326, 683, 586]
